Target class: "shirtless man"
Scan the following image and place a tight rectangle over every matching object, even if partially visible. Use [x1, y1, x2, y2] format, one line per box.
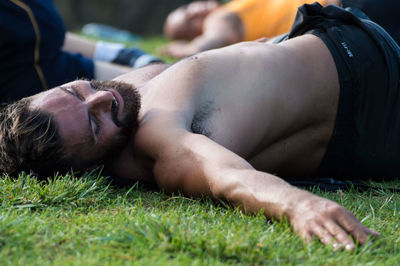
[2, 4, 397, 249]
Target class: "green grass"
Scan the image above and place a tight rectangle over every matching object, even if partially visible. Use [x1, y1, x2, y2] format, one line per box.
[1, 172, 399, 265]
[1, 38, 399, 265]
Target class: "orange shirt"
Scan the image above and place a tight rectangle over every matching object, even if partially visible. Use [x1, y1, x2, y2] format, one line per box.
[224, 0, 329, 41]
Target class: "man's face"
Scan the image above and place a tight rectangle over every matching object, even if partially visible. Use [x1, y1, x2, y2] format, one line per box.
[30, 80, 141, 164]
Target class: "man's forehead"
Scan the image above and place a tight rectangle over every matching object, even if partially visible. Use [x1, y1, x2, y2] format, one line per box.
[30, 87, 56, 105]
[30, 80, 88, 108]
[29, 87, 67, 111]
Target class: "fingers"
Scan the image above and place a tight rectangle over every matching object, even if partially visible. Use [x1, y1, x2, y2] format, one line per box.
[364, 227, 380, 237]
[303, 211, 379, 250]
[158, 46, 181, 58]
[291, 197, 379, 250]
[301, 230, 313, 243]
[301, 220, 353, 250]
[323, 220, 355, 250]
[158, 42, 196, 58]
[158, 41, 186, 55]
[309, 224, 335, 246]
[322, 217, 379, 250]
[334, 210, 379, 246]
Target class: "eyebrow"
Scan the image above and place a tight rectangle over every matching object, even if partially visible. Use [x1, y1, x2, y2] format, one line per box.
[59, 86, 96, 144]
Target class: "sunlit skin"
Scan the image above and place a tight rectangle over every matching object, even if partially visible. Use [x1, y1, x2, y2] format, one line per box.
[32, 36, 379, 250]
[30, 80, 129, 162]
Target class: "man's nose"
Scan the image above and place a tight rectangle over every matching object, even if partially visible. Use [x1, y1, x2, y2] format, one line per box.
[86, 90, 113, 113]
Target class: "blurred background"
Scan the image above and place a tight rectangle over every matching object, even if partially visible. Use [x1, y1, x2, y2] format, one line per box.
[54, 0, 223, 35]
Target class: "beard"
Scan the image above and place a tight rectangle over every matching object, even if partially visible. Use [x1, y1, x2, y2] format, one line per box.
[88, 80, 141, 164]
[89, 80, 141, 130]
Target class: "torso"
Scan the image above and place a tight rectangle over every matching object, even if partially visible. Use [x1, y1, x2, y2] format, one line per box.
[115, 35, 340, 181]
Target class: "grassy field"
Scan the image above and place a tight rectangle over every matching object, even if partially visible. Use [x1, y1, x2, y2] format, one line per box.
[1, 38, 399, 265]
[1, 172, 399, 265]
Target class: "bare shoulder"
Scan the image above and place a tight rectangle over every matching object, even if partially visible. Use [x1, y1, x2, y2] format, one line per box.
[135, 109, 188, 157]
[133, 113, 206, 194]
[105, 111, 188, 183]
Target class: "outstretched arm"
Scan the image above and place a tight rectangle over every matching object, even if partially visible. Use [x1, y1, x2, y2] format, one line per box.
[160, 9, 243, 58]
[147, 128, 378, 250]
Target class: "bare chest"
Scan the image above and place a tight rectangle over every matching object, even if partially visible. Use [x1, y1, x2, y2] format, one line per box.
[190, 100, 335, 177]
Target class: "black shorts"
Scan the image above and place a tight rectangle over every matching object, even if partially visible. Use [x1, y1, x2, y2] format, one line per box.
[288, 3, 400, 179]
[342, 0, 400, 45]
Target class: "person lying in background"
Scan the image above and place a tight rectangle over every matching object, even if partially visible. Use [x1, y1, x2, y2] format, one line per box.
[161, 0, 400, 58]
[160, 0, 340, 58]
[0, 0, 161, 104]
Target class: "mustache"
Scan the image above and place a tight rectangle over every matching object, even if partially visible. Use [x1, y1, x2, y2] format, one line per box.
[110, 98, 124, 128]
[89, 80, 125, 129]
[88, 79, 141, 135]
[111, 110, 123, 128]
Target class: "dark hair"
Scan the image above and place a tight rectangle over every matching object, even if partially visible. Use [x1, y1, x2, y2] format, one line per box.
[0, 98, 77, 177]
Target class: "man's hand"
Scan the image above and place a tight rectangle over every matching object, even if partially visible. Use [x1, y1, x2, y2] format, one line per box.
[158, 41, 200, 58]
[288, 193, 379, 250]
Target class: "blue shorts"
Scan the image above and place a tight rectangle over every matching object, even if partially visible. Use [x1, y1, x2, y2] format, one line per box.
[0, 0, 94, 104]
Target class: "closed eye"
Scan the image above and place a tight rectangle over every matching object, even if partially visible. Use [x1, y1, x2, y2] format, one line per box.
[59, 86, 100, 142]
[60, 86, 82, 100]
